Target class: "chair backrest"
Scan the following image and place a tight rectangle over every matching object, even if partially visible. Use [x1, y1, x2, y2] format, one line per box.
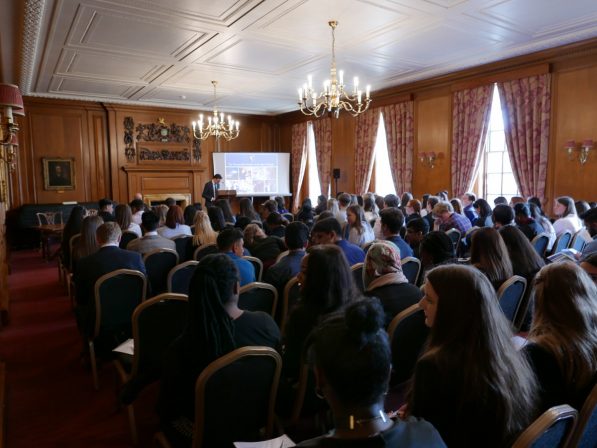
[570, 230, 588, 253]
[68, 233, 81, 270]
[193, 346, 282, 448]
[351, 262, 364, 292]
[401, 257, 421, 285]
[167, 260, 198, 295]
[445, 228, 462, 252]
[238, 282, 278, 316]
[143, 249, 179, 296]
[552, 230, 573, 255]
[387, 304, 429, 385]
[243, 256, 264, 282]
[193, 243, 218, 261]
[511, 404, 577, 448]
[130, 293, 188, 380]
[36, 211, 63, 226]
[93, 269, 147, 339]
[567, 382, 597, 448]
[282, 213, 294, 222]
[280, 277, 300, 334]
[275, 250, 289, 264]
[531, 232, 550, 258]
[172, 235, 192, 263]
[496, 275, 527, 324]
[120, 230, 139, 249]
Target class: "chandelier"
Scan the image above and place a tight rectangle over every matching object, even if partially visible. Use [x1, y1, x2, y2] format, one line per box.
[298, 20, 371, 118]
[192, 81, 240, 142]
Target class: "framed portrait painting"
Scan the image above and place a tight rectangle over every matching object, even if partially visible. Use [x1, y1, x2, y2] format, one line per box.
[43, 158, 75, 190]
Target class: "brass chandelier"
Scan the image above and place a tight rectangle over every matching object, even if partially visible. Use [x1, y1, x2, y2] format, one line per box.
[192, 81, 240, 142]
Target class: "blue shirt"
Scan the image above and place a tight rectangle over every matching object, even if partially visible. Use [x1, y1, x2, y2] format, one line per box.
[386, 235, 414, 259]
[264, 250, 305, 293]
[335, 239, 365, 266]
[225, 252, 256, 286]
[463, 204, 478, 226]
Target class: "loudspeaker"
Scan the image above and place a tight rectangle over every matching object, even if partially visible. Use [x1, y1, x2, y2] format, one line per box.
[333, 168, 341, 179]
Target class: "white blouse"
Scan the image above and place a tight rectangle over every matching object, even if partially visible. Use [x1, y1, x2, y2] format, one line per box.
[552, 214, 582, 237]
[157, 224, 192, 238]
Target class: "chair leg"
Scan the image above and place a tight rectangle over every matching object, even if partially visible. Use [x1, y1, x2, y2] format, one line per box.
[89, 340, 99, 390]
[127, 404, 138, 445]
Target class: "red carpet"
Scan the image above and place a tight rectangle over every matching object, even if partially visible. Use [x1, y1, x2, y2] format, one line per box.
[0, 250, 158, 447]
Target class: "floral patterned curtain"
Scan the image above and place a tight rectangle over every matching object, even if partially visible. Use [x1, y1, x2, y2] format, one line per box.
[383, 101, 414, 194]
[498, 74, 551, 199]
[290, 122, 308, 212]
[451, 84, 493, 196]
[313, 117, 332, 198]
[354, 108, 381, 195]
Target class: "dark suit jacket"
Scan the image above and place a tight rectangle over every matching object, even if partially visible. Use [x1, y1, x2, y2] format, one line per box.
[202, 181, 218, 207]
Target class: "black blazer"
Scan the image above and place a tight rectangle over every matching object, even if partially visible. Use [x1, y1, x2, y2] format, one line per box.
[202, 181, 217, 206]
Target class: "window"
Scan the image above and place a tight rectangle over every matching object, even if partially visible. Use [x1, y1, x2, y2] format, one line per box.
[374, 113, 395, 196]
[477, 84, 519, 204]
[307, 122, 322, 203]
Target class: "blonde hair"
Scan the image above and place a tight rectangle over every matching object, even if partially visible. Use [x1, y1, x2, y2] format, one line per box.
[432, 201, 453, 215]
[192, 211, 218, 247]
[327, 198, 340, 215]
[243, 223, 264, 246]
[155, 204, 169, 227]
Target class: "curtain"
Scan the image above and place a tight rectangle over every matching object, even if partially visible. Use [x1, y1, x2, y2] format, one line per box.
[312, 117, 332, 198]
[354, 108, 381, 195]
[451, 84, 493, 197]
[383, 101, 414, 195]
[290, 122, 308, 212]
[498, 74, 551, 199]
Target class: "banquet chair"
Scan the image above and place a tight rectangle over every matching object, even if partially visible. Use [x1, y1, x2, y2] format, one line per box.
[193, 243, 218, 261]
[570, 230, 588, 253]
[119, 230, 138, 249]
[445, 228, 462, 253]
[351, 262, 364, 292]
[167, 260, 198, 295]
[401, 257, 421, 285]
[239, 282, 278, 316]
[143, 249, 179, 296]
[567, 382, 597, 448]
[243, 255, 264, 282]
[496, 275, 527, 327]
[172, 235, 192, 263]
[511, 405, 577, 448]
[551, 230, 573, 255]
[531, 232, 550, 258]
[279, 277, 300, 334]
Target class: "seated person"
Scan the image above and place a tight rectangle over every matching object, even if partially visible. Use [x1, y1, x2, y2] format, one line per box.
[158, 254, 280, 445]
[469, 227, 513, 291]
[310, 217, 365, 266]
[380, 207, 413, 258]
[185, 210, 218, 260]
[417, 231, 457, 286]
[492, 204, 515, 229]
[405, 218, 429, 259]
[343, 205, 375, 248]
[243, 223, 286, 270]
[431, 201, 471, 234]
[580, 253, 597, 283]
[265, 212, 287, 238]
[513, 203, 543, 241]
[217, 228, 255, 286]
[296, 298, 445, 447]
[553, 196, 582, 237]
[363, 241, 423, 326]
[130, 198, 146, 225]
[98, 197, 115, 222]
[157, 205, 192, 238]
[127, 211, 176, 255]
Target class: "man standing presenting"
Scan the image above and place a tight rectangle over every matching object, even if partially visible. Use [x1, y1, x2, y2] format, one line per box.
[202, 174, 222, 207]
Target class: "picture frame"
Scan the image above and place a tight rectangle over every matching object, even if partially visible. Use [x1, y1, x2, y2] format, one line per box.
[43, 157, 75, 190]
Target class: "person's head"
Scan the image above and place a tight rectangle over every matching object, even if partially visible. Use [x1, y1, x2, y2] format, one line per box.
[301, 197, 313, 211]
[470, 227, 513, 284]
[379, 207, 405, 236]
[134, 192, 143, 201]
[346, 204, 366, 230]
[327, 198, 339, 215]
[307, 298, 390, 411]
[461, 192, 476, 206]
[311, 217, 342, 245]
[266, 212, 285, 229]
[374, 195, 385, 211]
[192, 210, 217, 245]
[363, 193, 378, 214]
[531, 262, 597, 387]
[98, 198, 113, 213]
[96, 221, 121, 246]
[212, 174, 222, 185]
[243, 223, 266, 246]
[426, 195, 439, 213]
[450, 198, 463, 215]
[183, 204, 198, 226]
[130, 198, 145, 214]
[513, 202, 532, 224]
[317, 195, 327, 208]
[383, 194, 399, 208]
[363, 241, 407, 289]
[498, 225, 545, 279]
[431, 201, 454, 223]
[215, 199, 234, 223]
[316, 211, 334, 222]
[509, 196, 525, 207]
[141, 211, 160, 232]
[79, 215, 104, 257]
[64, 205, 86, 234]
[492, 204, 514, 228]
[275, 196, 286, 211]
[155, 204, 169, 226]
[298, 244, 355, 312]
[494, 196, 508, 206]
[405, 199, 421, 216]
[419, 231, 455, 268]
[164, 197, 176, 207]
[165, 205, 184, 229]
[338, 193, 352, 208]
[114, 204, 133, 231]
[473, 198, 493, 219]
[575, 200, 591, 216]
[207, 206, 226, 232]
[406, 218, 428, 246]
[400, 192, 413, 208]
[234, 216, 251, 230]
[528, 197, 543, 211]
[285, 221, 309, 250]
[239, 198, 259, 220]
[580, 208, 597, 237]
[261, 199, 278, 217]
[217, 227, 245, 256]
[580, 253, 597, 283]
[554, 196, 577, 217]
[529, 202, 545, 222]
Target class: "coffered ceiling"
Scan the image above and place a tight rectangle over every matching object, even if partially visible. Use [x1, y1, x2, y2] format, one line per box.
[2, 0, 597, 115]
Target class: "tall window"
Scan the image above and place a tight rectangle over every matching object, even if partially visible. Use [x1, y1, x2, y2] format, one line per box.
[477, 84, 519, 204]
[307, 122, 322, 203]
[374, 113, 395, 196]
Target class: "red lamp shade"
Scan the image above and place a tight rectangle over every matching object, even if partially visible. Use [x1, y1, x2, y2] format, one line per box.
[12, 107, 26, 117]
[0, 84, 24, 109]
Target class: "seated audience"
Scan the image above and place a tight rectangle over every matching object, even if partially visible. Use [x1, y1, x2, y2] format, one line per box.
[234, 215, 252, 230]
[405, 218, 429, 259]
[207, 206, 227, 232]
[461, 192, 478, 225]
[580, 253, 597, 283]
[114, 204, 142, 237]
[373, 194, 400, 239]
[98, 198, 115, 222]
[243, 223, 286, 268]
[265, 212, 287, 238]
[418, 231, 456, 285]
[363, 193, 379, 224]
[158, 205, 192, 238]
[470, 227, 513, 290]
[182, 204, 198, 227]
[513, 203, 543, 241]
[553, 196, 582, 236]
[296, 198, 315, 227]
[530, 202, 556, 251]
[449, 198, 463, 216]
[72, 215, 104, 268]
[580, 208, 597, 258]
[379, 207, 413, 258]
[494, 196, 508, 206]
[185, 210, 218, 260]
[400, 192, 413, 215]
[127, 211, 176, 255]
[422, 195, 440, 233]
[404, 199, 424, 224]
[217, 228, 255, 286]
[335, 193, 352, 225]
[158, 254, 280, 445]
[130, 198, 145, 225]
[297, 299, 446, 447]
[237, 197, 261, 222]
[154, 204, 169, 227]
[524, 262, 597, 411]
[492, 204, 514, 229]
[432, 201, 471, 234]
[343, 204, 375, 248]
[61, 205, 85, 269]
[314, 195, 327, 215]
[215, 199, 235, 226]
[275, 196, 289, 214]
[407, 264, 538, 447]
[575, 200, 591, 216]
[499, 225, 545, 285]
[472, 198, 493, 227]
[310, 218, 365, 265]
[363, 241, 423, 325]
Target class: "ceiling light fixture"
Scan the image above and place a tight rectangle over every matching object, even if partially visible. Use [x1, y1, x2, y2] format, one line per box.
[0, 83, 25, 173]
[298, 20, 371, 118]
[192, 81, 240, 149]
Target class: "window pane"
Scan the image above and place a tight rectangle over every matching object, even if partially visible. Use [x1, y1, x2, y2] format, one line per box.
[502, 174, 518, 195]
[375, 114, 395, 196]
[307, 123, 321, 202]
[486, 173, 502, 194]
[502, 153, 513, 173]
[490, 130, 506, 152]
[486, 152, 502, 173]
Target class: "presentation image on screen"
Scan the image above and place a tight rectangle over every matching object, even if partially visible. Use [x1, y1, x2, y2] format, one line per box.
[212, 152, 291, 196]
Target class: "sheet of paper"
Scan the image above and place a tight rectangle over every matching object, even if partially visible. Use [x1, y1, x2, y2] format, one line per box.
[234, 434, 295, 448]
[112, 338, 134, 356]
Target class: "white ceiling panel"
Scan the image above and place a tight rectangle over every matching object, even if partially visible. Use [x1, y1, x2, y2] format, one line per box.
[50, 77, 140, 98]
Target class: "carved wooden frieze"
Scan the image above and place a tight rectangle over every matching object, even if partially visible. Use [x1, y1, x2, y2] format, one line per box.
[138, 147, 191, 161]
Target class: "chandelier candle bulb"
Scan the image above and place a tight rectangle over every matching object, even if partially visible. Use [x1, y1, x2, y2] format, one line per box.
[358, 91, 362, 104]
[366, 85, 371, 99]
[339, 70, 344, 85]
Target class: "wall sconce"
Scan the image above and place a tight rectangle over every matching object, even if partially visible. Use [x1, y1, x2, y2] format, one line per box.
[565, 139, 593, 165]
[0, 84, 25, 172]
[419, 151, 443, 168]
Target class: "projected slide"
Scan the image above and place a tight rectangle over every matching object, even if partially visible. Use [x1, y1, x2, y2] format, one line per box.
[212, 153, 290, 196]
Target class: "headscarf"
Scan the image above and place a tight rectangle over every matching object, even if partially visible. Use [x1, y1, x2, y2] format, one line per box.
[363, 240, 409, 291]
